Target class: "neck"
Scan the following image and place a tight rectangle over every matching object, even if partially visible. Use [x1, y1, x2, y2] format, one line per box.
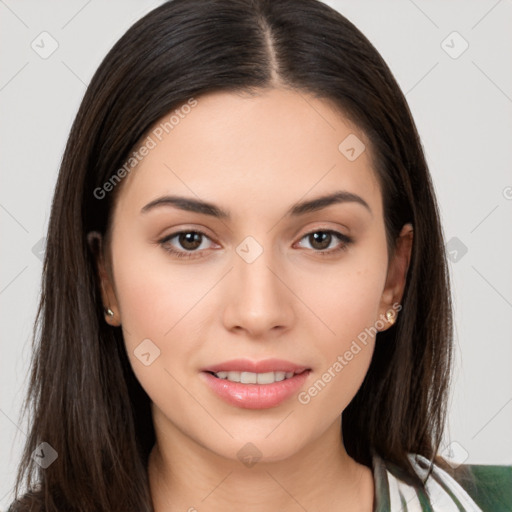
[147, 410, 374, 512]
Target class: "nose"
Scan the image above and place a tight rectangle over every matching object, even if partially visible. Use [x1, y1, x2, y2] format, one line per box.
[222, 240, 295, 338]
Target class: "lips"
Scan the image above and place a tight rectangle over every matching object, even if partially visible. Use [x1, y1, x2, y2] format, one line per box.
[201, 358, 311, 374]
[200, 368, 311, 409]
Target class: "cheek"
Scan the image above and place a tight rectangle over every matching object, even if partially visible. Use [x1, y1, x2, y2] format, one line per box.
[296, 274, 380, 416]
[301, 247, 387, 345]
[111, 230, 213, 334]
[294, 248, 387, 410]
[110, 240, 212, 383]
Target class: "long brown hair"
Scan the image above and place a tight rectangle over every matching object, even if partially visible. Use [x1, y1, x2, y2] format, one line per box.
[10, 0, 461, 509]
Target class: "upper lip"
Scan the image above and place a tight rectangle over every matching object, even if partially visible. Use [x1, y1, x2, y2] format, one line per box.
[201, 358, 311, 374]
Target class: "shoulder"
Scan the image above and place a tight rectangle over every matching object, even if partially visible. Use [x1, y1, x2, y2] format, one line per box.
[408, 453, 512, 512]
[451, 461, 512, 512]
[372, 451, 512, 511]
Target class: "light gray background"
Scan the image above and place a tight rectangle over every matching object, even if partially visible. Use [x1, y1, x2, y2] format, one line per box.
[1, 0, 511, 507]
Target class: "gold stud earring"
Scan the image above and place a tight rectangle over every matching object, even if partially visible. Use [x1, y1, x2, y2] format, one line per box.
[385, 309, 396, 325]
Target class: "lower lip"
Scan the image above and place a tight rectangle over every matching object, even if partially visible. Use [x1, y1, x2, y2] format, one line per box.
[200, 370, 311, 409]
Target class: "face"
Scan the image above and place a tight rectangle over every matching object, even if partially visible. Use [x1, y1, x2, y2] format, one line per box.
[91, 87, 412, 463]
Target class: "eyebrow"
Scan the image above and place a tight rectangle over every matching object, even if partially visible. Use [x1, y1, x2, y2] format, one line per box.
[140, 190, 372, 218]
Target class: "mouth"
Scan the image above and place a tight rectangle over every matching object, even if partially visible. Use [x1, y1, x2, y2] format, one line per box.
[200, 358, 312, 408]
[200, 360, 312, 409]
[201, 357, 311, 376]
[204, 368, 309, 385]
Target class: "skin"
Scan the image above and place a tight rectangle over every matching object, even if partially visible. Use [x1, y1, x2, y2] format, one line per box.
[90, 87, 413, 511]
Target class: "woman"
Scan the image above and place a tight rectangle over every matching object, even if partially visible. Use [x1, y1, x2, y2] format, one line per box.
[8, 0, 509, 510]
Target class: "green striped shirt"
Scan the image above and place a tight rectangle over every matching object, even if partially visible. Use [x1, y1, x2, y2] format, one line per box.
[372, 451, 511, 511]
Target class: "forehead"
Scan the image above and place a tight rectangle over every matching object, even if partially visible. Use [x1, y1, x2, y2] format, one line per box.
[112, 88, 382, 221]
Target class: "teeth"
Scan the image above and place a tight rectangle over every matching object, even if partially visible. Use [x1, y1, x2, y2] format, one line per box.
[213, 370, 296, 384]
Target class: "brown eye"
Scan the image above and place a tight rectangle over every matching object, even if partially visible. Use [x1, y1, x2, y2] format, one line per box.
[178, 232, 203, 250]
[159, 230, 215, 259]
[308, 231, 332, 250]
[296, 229, 353, 256]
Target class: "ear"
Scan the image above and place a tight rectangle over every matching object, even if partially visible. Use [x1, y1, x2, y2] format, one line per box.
[87, 231, 121, 326]
[377, 223, 413, 331]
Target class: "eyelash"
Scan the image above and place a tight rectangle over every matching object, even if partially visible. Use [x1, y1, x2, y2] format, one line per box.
[158, 229, 353, 260]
